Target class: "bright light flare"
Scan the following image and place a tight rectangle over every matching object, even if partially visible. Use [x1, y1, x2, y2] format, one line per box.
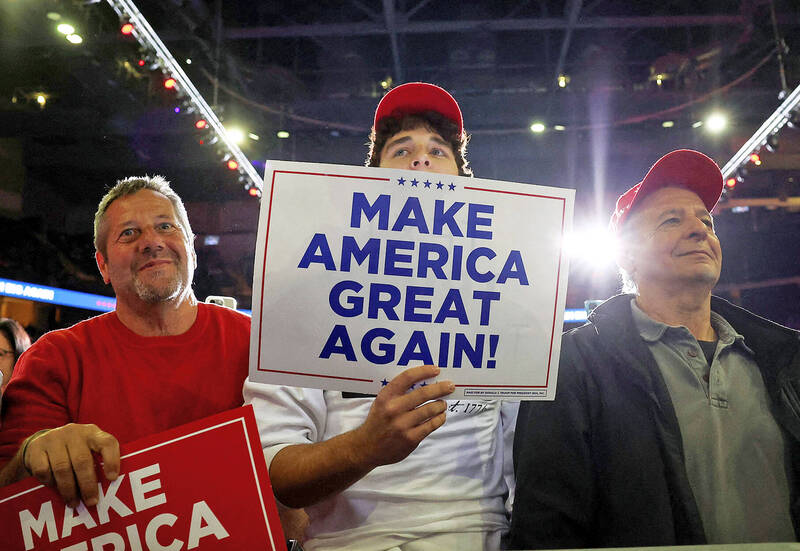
[725, 177, 737, 189]
[163, 78, 177, 89]
[56, 23, 75, 35]
[225, 127, 246, 144]
[529, 122, 546, 133]
[195, 119, 207, 129]
[749, 153, 762, 166]
[562, 227, 619, 268]
[65, 34, 83, 44]
[226, 159, 239, 170]
[705, 113, 727, 133]
[276, 130, 290, 139]
[120, 22, 134, 35]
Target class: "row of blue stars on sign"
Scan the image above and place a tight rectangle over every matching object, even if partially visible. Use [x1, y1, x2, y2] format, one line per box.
[380, 378, 429, 389]
[397, 176, 457, 190]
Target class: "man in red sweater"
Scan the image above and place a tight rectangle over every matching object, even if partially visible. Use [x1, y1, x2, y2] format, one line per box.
[0, 176, 250, 509]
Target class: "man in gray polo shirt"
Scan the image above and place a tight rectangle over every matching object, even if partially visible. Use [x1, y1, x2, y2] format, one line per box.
[507, 149, 800, 549]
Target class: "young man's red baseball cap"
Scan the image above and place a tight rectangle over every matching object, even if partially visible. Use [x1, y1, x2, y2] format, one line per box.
[609, 149, 724, 234]
[373, 82, 464, 134]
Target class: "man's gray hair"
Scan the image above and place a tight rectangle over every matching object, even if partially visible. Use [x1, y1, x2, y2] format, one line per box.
[93, 175, 194, 256]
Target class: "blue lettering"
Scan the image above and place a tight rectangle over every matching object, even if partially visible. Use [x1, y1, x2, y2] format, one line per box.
[497, 250, 529, 285]
[473, 290, 501, 325]
[362, 327, 395, 364]
[384, 240, 415, 277]
[405, 286, 434, 322]
[466, 247, 496, 283]
[398, 331, 434, 365]
[391, 197, 429, 234]
[434, 289, 469, 324]
[319, 325, 357, 361]
[350, 193, 390, 230]
[417, 242, 448, 279]
[329, 280, 364, 317]
[298, 233, 336, 270]
[433, 200, 464, 237]
[341, 236, 380, 274]
[467, 203, 493, 239]
[453, 333, 484, 368]
[368, 283, 401, 321]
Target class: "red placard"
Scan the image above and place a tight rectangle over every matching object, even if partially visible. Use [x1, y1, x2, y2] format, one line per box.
[0, 405, 286, 551]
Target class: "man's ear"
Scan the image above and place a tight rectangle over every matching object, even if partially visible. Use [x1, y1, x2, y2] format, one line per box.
[615, 241, 636, 274]
[96, 251, 111, 284]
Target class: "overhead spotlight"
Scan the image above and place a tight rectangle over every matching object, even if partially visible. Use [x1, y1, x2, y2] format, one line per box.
[46, 12, 62, 21]
[557, 74, 570, 88]
[276, 130, 290, 139]
[248, 132, 260, 141]
[185, 58, 192, 64]
[661, 121, 674, 128]
[655, 74, 665, 86]
[380, 77, 393, 90]
[225, 127, 245, 144]
[120, 20, 135, 35]
[725, 177, 737, 189]
[65, 34, 83, 44]
[56, 23, 75, 35]
[530, 122, 546, 133]
[163, 77, 177, 89]
[765, 133, 779, 153]
[705, 113, 727, 133]
[195, 119, 208, 129]
[553, 125, 566, 131]
[691, 120, 703, 128]
[227, 159, 239, 170]
[749, 152, 762, 166]
[173, 106, 181, 113]
[35, 94, 46, 108]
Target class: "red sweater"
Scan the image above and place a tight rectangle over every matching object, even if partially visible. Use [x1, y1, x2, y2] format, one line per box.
[0, 303, 250, 463]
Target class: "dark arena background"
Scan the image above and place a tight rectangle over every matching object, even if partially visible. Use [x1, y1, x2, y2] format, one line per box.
[1, 0, 799, 339]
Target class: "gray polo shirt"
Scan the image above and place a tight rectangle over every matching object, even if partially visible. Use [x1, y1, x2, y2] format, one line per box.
[631, 299, 795, 542]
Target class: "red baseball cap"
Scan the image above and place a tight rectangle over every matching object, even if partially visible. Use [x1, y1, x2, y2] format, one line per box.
[609, 149, 723, 233]
[373, 82, 464, 134]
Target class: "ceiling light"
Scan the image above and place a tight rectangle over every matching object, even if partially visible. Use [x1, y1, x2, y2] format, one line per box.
[46, 12, 62, 21]
[557, 75, 569, 88]
[277, 130, 290, 139]
[530, 122, 546, 133]
[691, 120, 703, 128]
[56, 23, 75, 35]
[225, 127, 246, 144]
[661, 121, 674, 128]
[65, 34, 83, 44]
[248, 132, 260, 141]
[553, 125, 566, 131]
[705, 113, 727, 133]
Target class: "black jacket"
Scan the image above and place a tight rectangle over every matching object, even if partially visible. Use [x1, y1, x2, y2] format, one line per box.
[506, 294, 800, 549]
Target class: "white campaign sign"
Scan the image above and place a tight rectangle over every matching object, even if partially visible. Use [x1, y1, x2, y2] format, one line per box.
[249, 161, 574, 400]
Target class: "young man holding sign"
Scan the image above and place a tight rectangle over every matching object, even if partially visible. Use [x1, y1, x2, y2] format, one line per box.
[246, 83, 516, 550]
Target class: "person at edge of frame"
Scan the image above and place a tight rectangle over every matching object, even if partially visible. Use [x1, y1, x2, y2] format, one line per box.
[507, 149, 800, 549]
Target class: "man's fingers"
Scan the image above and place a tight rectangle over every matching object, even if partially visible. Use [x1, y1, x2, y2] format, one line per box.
[25, 446, 54, 487]
[402, 399, 448, 428]
[405, 411, 447, 443]
[384, 365, 440, 395]
[67, 442, 101, 507]
[88, 429, 120, 480]
[47, 446, 81, 509]
[395, 380, 455, 411]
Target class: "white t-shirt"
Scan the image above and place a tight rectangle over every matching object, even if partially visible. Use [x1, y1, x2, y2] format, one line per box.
[244, 381, 517, 551]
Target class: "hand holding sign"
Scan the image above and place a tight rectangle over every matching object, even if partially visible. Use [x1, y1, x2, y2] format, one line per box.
[353, 365, 454, 469]
[23, 423, 119, 508]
